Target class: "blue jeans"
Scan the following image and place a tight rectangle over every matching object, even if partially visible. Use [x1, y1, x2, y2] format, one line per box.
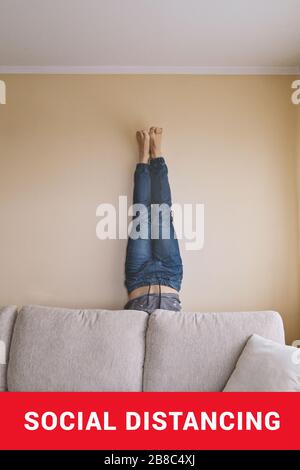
[125, 157, 183, 293]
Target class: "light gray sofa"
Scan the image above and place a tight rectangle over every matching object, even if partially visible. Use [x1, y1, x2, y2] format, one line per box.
[0, 305, 285, 392]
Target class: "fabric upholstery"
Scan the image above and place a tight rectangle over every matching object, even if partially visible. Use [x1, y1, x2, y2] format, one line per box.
[223, 334, 300, 391]
[143, 310, 285, 391]
[8, 305, 148, 391]
[0, 306, 18, 391]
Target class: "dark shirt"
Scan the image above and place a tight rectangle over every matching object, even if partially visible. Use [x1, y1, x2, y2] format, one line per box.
[124, 293, 181, 314]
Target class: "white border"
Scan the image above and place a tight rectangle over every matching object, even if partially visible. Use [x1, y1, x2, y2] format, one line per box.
[0, 66, 299, 75]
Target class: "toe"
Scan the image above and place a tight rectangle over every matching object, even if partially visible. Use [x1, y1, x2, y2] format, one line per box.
[155, 127, 163, 134]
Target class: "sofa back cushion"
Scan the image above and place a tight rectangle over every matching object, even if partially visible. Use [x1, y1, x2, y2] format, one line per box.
[143, 310, 285, 391]
[7, 305, 148, 391]
[0, 306, 18, 391]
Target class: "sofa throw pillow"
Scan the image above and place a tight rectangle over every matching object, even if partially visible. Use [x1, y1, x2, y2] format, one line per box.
[223, 334, 300, 392]
[0, 306, 18, 391]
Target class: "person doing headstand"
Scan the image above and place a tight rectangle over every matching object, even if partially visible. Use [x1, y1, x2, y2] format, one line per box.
[124, 127, 183, 314]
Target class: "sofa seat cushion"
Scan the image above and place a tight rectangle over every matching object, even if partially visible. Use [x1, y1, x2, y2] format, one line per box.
[143, 310, 285, 391]
[7, 305, 148, 391]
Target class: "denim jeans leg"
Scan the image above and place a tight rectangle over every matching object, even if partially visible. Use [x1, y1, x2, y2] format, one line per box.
[150, 157, 183, 291]
[125, 163, 152, 293]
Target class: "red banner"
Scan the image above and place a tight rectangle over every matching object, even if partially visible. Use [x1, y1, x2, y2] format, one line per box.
[0, 392, 298, 450]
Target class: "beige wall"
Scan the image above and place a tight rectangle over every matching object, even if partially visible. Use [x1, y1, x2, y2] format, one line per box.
[0, 75, 299, 343]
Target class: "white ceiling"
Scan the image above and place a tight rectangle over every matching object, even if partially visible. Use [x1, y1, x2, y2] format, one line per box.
[0, 0, 300, 74]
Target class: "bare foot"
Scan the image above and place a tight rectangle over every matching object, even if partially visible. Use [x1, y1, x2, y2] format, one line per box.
[149, 127, 163, 158]
[136, 130, 150, 163]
